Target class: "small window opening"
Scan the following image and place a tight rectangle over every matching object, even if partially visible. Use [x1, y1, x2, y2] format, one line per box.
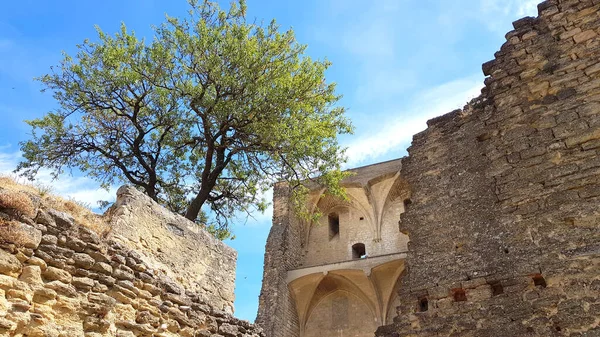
[352, 243, 367, 259]
[328, 213, 340, 240]
[418, 297, 429, 312]
[452, 288, 467, 302]
[403, 199, 412, 208]
[359, 217, 364, 221]
[490, 281, 504, 296]
[532, 274, 547, 288]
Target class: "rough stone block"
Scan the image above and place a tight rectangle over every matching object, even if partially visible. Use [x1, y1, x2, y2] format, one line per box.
[0, 250, 22, 277]
[0, 222, 42, 249]
[573, 29, 597, 43]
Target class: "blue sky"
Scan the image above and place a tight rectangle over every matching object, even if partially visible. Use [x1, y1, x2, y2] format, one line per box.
[0, 0, 539, 322]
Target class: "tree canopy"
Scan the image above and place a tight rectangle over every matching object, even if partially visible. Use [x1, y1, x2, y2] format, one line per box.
[16, 0, 353, 239]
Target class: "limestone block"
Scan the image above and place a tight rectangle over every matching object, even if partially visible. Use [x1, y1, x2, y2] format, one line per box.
[219, 322, 240, 337]
[72, 277, 94, 291]
[0, 222, 42, 249]
[466, 285, 493, 302]
[91, 262, 112, 275]
[0, 250, 22, 277]
[32, 286, 57, 303]
[83, 316, 111, 333]
[573, 29, 597, 43]
[19, 265, 42, 284]
[65, 238, 86, 252]
[46, 210, 74, 230]
[44, 281, 77, 298]
[42, 267, 72, 284]
[0, 317, 16, 332]
[26, 256, 47, 271]
[34, 210, 54, 227]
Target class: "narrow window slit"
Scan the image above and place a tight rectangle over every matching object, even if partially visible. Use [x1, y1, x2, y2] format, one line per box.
[418, 297, 428, 312]
[328, 213, 339, 240]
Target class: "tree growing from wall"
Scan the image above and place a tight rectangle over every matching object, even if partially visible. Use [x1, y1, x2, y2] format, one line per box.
[16, 0, 352, 239]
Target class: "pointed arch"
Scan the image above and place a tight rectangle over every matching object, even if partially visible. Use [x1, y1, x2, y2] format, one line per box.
[304, 271, 379, 329]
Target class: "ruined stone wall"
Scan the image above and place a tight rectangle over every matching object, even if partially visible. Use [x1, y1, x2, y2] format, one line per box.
[255, 183, 303, 337]
[377, 0, 600, 336]
[0, 185, 263, 337]
[106, 186, 236, 313]
[257, 160, 410, 337]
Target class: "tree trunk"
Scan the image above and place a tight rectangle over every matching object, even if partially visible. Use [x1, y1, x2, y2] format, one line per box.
[185, 188, 210, 221]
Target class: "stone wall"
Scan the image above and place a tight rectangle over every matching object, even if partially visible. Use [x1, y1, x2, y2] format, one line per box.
[255, 183, 303, 337]
[257, 160, 411, 337]
[0, 185, 263, 337]
[376, 0, 600, 336]
[106, 186, 236, 313]
[301, 159, 409, 267]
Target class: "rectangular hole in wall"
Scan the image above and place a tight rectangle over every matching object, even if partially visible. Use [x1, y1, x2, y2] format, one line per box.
[418, 297, 428, 312]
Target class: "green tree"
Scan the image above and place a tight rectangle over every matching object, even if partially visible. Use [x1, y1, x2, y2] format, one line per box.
[16, 0, 353, 239]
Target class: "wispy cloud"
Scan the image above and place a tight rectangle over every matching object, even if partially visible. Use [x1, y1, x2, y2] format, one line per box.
[0, 150, 116, 208]
[345, 75, 483, 166]
[516, 0, 540, 16]
[479, 0, 540, 31]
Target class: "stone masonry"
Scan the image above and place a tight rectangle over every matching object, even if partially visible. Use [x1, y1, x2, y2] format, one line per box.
[376, 0, 600, 335]
[257, 160, 411, 337]
[258, 0, 600, 336]
[106, 186, 237, 313]
[0, 185, 263, 337]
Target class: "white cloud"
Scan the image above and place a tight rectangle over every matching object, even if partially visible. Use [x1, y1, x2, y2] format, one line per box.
[0, 149, 20, 173]
[0, 150, 116, 209]
[517, 0, 540, 17]
[479, 0, 540, 31]
[345, 75, 484, 166]
[481, 0, 539, 17]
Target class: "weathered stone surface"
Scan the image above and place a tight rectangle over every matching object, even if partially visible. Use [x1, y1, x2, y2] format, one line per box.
[19, 265, 42, 284]
[107, 185, 237, 310]
[0, 186, 264, 337]
[258, 1, 600, 337]
[32, 286, 57, 302]
[0, 249, 21, 277]
[43, 266, 72, 283]
[44, 280, 77, 297]
[73, 253, 95, 269]
[72, 276, 94, 290]
[219, 323, 240, 336]
[0, 222, 42, 249]
[46, 209, 74, 230]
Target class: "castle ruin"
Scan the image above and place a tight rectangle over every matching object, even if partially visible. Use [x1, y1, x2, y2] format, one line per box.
[257, 0, 600, 336]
